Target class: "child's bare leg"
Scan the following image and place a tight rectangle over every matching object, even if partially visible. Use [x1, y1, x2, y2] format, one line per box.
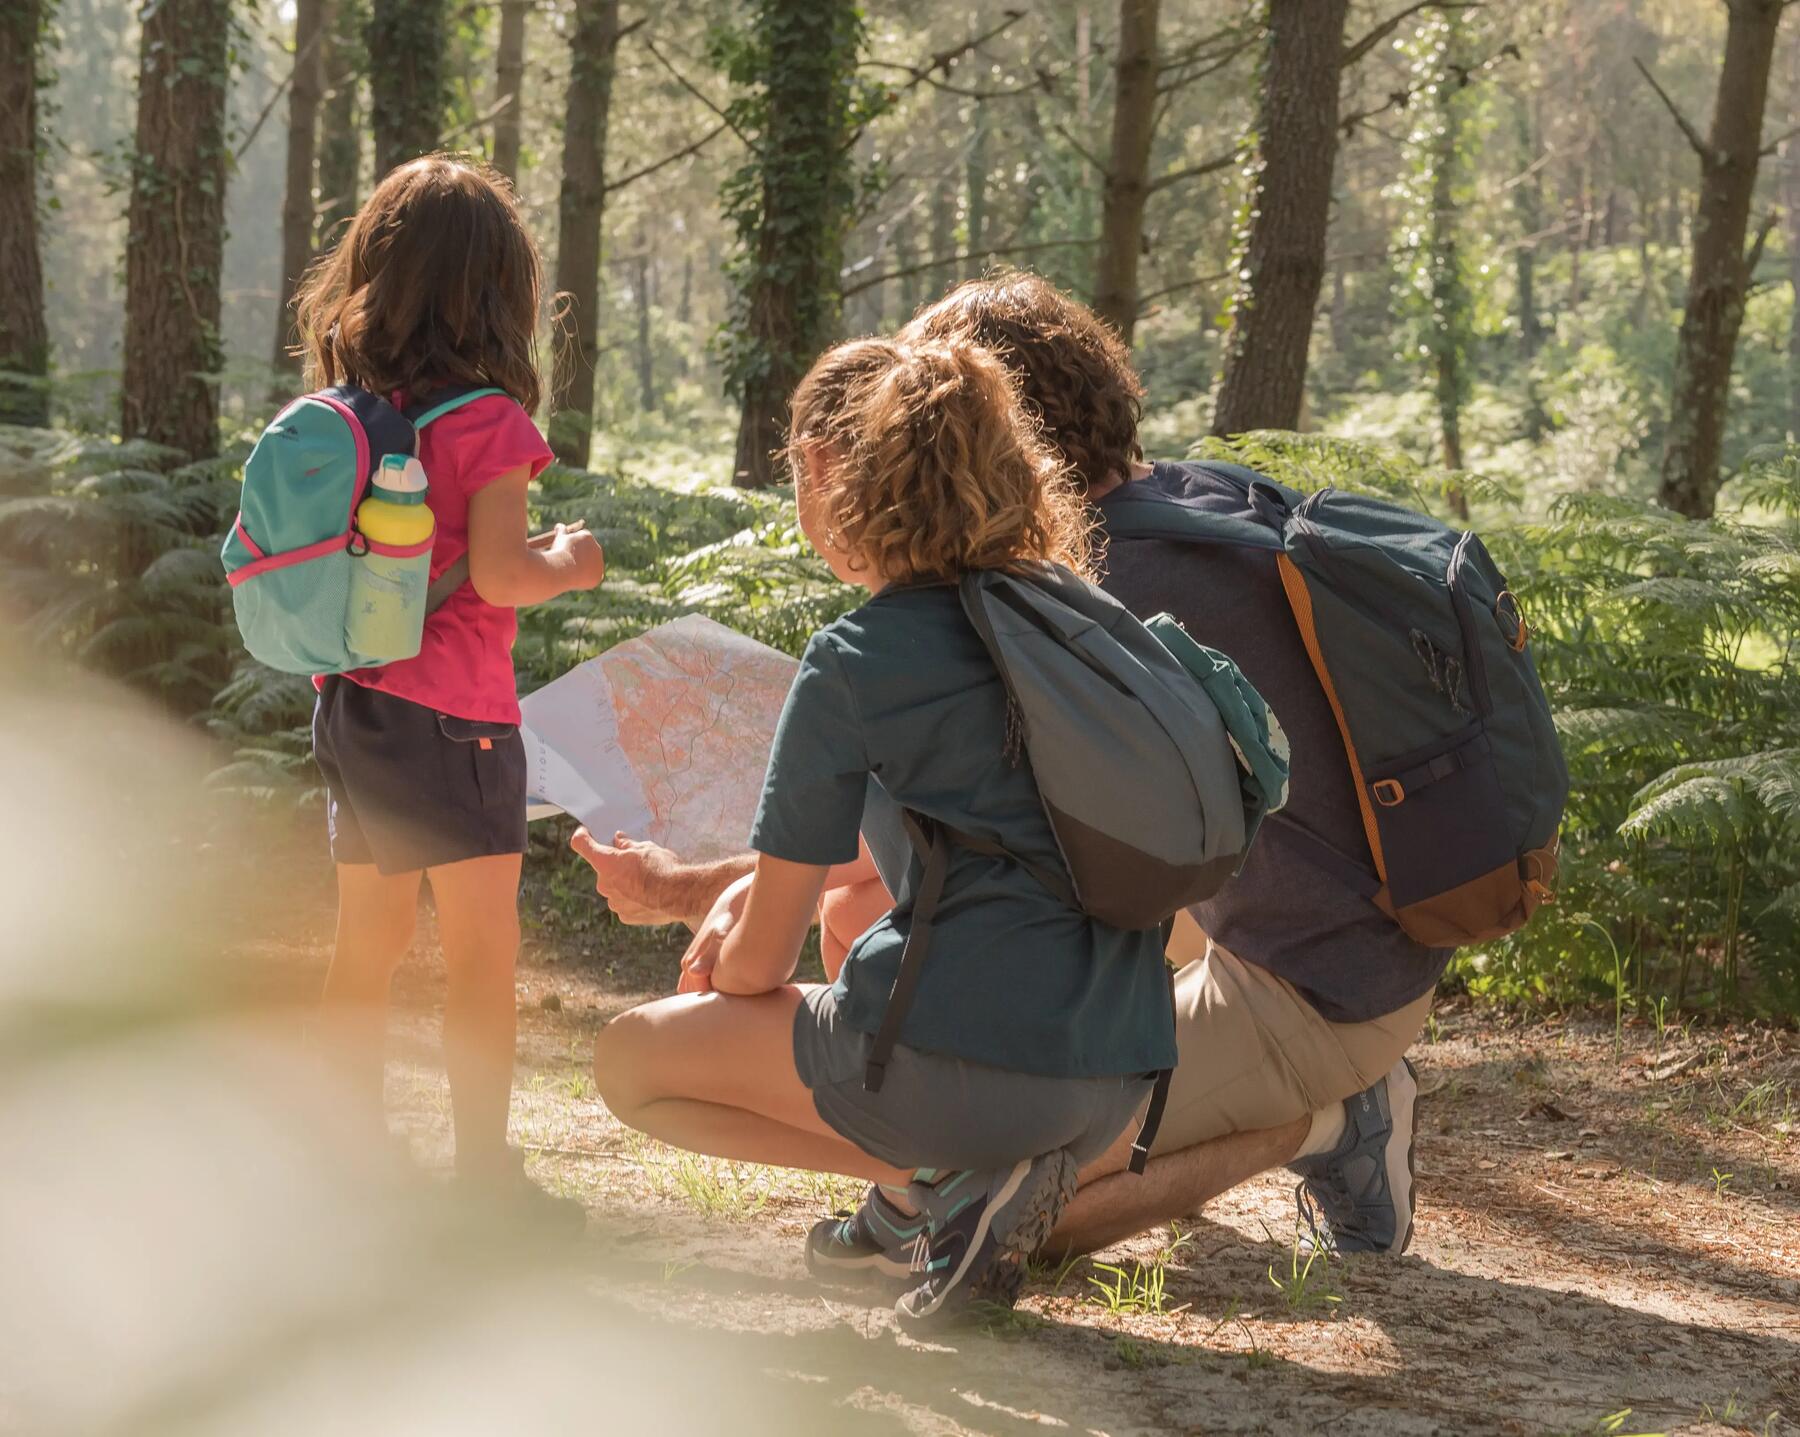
[427, 853, 524, 1175]
[320, 863, 422, 1131]
[594, 986, 912, 1186]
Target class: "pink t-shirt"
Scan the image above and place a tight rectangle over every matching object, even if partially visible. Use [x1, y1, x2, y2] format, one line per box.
[330, 394, 554, 724]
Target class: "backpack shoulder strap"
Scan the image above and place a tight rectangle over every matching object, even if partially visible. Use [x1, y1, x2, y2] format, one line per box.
[862, 811, 952, 1093]
[404, 385, 508, 429]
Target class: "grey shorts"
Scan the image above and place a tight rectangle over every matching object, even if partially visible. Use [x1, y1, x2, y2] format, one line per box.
[791, 986, 1153, 1173]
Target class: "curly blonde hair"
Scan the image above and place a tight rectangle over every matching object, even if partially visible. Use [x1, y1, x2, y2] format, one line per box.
[785, 337, 1094, 584]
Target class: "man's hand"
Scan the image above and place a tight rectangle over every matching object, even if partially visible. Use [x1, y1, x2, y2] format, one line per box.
[677, 874, 753, 994]
[570, 828, 694, 926]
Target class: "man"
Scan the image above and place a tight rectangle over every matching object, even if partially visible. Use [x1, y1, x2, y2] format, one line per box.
[573, 272, 1448, 1263]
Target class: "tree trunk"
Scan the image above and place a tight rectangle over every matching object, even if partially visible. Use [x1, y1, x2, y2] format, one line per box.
[122, 0, 232, 458]
[0, 0, 50, 426]
[634, 252, 655, 412]
[729, 0, 861, 488]
[1785, 48, 1800, 442]
[928, 169, 957, 297]
[965, 101, 991, 270]
[317, 0, 362, 247]
[1210, 0, 1348, 435]
[1513, 90, 1547, 440]
[367, 0, 445, 178]
[1091, 0, 1158, 345]
[1657, 0, 1785, 519]
[273, 0, 326, 378]
[547, 0, 622, 467]
[893, 206, 921, 317]
[491, 0, 528, 182]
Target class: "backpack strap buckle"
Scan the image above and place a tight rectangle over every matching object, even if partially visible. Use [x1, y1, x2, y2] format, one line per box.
[1494, 590, 1529, 652]
[1372, 778, 1406, 807]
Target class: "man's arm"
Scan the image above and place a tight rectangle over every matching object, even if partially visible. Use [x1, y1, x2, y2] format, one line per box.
[570, 829, 752, 929]
[571, 829, 881, 931]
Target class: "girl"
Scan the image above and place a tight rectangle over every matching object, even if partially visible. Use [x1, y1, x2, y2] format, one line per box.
[297, 155, 605, 1222]
[591, 338, 1176, 1328]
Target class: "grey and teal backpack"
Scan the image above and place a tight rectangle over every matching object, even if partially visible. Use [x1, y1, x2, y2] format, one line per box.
[222, 384, 502, 674]
[862, 563, 1290, 1168]
[1101, 460, 1568, 950]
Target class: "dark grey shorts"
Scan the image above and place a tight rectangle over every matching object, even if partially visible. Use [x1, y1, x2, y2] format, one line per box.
[312, 677, 527, 875]
[791, 985, 1153, 1173]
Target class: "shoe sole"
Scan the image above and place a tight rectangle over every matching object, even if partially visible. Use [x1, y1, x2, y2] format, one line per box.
[1386, 1056, 1420, 1256]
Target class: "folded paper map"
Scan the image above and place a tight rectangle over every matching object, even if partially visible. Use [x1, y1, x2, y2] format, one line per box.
[520, 615, 799, 860]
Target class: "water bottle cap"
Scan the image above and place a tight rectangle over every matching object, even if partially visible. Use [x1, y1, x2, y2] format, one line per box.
[375, 453, 429, 499]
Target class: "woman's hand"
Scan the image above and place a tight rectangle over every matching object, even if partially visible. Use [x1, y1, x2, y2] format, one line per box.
[677, 873, 753, 994]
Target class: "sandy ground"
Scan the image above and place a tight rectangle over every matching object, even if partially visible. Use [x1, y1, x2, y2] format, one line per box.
[227, 886, 1800, 1437]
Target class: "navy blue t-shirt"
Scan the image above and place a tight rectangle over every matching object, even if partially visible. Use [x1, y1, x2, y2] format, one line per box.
[1095, 463, 1451, 1022]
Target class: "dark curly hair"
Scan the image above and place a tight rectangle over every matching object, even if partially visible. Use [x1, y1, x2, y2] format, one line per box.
[901, 270, 1144, 493]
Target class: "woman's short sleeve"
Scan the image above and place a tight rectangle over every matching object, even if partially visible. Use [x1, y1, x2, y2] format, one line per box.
[750, 632, 868, 866]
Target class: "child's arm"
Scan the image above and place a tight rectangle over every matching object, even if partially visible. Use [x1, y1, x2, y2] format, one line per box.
[466, 466, 605, 607]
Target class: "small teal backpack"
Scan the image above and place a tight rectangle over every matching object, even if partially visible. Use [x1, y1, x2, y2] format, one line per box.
[222, 384, 502, 674]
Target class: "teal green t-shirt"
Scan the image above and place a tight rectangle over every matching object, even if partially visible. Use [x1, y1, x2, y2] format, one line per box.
[750, 585, 1177, 1079]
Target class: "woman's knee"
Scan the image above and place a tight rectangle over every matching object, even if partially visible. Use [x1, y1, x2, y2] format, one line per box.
[593, 1006, 655, 1122]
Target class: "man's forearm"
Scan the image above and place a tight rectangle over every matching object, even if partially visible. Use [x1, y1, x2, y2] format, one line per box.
[660, 853, 757, 928]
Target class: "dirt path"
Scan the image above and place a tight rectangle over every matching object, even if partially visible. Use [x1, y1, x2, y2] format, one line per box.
[259, 910, 1800, 1437]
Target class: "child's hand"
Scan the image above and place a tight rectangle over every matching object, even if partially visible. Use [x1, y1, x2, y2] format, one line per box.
[549, 523, 606, 592]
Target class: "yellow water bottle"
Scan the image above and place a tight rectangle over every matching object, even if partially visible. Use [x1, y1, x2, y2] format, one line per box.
[345, 453, 436, 662]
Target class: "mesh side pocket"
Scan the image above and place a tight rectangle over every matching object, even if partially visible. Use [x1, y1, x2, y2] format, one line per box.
[232, 549, 358, 675]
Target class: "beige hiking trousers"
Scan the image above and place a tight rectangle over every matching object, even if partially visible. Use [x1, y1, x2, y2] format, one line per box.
[1149, 912, 1435, 1157]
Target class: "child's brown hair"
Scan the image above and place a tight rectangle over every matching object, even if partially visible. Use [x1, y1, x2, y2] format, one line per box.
[294, 154, 544, 411]
[903, 270, 1144, 493]
[786, 337, 1093, 583]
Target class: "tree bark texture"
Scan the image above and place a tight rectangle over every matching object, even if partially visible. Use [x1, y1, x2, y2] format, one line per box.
[491, 0, 528, 182]
[122, 0, 231, 458]
[729, 0, 860, 488]
[317, 0, 363, 246]
[1785, 48, 1800, 442]
[548, 0, 622, 467]
[1210, 0, 1348, 436]
[1657, 0, 1785, 519]
[274, 0, 326, 376]
[1091, 0, 1158, 346]
[0, 0, 50, 426]
[634, 252, 655, 412]
[368, 0, 446, 179]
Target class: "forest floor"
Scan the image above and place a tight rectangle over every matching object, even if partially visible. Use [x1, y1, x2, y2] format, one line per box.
[230, 862, 1800, 1437]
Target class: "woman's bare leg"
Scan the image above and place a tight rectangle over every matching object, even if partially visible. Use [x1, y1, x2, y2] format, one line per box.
[593, 986, 912, 1187]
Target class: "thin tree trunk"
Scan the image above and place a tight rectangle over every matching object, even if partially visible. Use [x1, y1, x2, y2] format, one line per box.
[368, 0, 445, 178]
[0, 0, 50, 426]
[122, 0, 232, 458]
[928, 169, 957, 297]
[730, 0, 860, 488]
[274, 0, 326, 378]
[1091, 0, 1158, 345]
[548, 0, 622, 467]
[1514, 90, 1547, 441]
[893, 206, 921, 317]
[491, 0, 528, 182]
[965, 101, 991, 271]
[1210, 0, 1348, 435]
[1657, 0, 1786, 519]
[634, 251, 655, 412]
[317, 0, 362, 247]
[1785, 49, 1800, 442]
[1075, 6, 1092, 122]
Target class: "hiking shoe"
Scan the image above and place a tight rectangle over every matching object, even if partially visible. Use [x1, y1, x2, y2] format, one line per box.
[893, 1150, 1078, 1335]
[805, 1185, 927, 1285]
[454, 1146, 588, 1236]
[1290, 1058, 1419, 1255]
